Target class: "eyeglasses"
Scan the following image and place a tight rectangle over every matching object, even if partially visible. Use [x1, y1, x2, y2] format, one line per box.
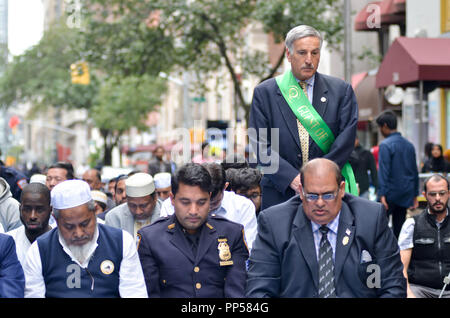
[427, 191, 449, 198]
[302, 189, 339, 202]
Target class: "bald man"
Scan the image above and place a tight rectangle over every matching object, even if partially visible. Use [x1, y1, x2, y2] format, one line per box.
[246, 158, 406, 298]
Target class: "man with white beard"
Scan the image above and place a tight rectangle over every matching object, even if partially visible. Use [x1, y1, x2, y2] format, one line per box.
[23, 179, 147, 298]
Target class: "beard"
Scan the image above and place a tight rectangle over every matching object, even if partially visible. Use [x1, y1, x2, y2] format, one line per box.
[59, 229, 98, 264]
[429, 201, 448, 215]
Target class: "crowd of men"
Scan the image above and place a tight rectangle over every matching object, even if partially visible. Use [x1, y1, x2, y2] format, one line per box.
[0, 24, 448, 298]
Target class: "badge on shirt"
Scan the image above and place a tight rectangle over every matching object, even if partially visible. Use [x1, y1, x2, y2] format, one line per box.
[100, 260, 115, 275]
[218, 238, 233, 266]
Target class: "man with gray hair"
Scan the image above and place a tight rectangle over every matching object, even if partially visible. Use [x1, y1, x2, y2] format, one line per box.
[249, 24, 358, 210]
[22, 179, 147, 297]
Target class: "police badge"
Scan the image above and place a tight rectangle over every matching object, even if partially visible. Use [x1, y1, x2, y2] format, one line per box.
[218, 238, 233, 266]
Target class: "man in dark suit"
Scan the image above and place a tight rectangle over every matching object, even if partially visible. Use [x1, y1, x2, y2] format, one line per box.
[249, 25, 358, 210]
[148, 146, 172, 177]
[137, 163, 249, 297]
[245, 158, 406, 298]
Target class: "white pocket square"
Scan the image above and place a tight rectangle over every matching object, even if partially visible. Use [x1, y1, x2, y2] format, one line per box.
[361, 250, 372, 263]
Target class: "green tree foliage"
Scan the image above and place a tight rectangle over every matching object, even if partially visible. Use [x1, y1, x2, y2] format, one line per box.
[0, 20, 99, 113]
[91, 74, 167, 165]
[77, 0, 344, 121]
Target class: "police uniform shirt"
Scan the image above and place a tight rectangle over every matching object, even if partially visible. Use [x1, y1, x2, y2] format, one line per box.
[23, 225, 147, 298]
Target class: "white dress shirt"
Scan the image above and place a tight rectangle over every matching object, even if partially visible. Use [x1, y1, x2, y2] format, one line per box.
[6, 225, 54, 267]
[23, 226, 147, 298]
[160, 191, 257, 251]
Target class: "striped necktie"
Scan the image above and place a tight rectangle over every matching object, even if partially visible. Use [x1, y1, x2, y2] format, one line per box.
[297, 81, 309, 165]
[318, 226, 336, 298]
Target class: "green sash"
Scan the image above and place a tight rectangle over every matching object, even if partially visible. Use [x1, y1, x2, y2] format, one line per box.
[275, 70, 358, 195]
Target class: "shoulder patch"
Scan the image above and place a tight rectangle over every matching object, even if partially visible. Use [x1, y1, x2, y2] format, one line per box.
[17, 178, 28, 190]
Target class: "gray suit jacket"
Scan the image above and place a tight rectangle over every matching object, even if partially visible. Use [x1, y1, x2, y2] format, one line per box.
[105, 200, 162, 237]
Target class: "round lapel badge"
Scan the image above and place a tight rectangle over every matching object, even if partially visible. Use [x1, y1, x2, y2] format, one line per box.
[100, 260, 115, 275]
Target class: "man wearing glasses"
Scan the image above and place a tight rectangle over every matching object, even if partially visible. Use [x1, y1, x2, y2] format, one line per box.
[246, 158, 406, 298]
[398, 174, 450, 298]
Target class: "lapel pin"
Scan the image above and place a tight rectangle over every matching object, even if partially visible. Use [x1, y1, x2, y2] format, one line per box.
[346, 228, 351, 236]
[321, 97, 326, 102]
[342, 236, 349, 246]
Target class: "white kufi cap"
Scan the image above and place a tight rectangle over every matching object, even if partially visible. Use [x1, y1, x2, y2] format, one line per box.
[30, 174, 47, 185]
[154, 172, 171, 189]
[125, 173, 155, 197]
[51, 179, 92, 209]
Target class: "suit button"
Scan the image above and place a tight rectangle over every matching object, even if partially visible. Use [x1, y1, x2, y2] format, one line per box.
[194, 266, 200, 273]
[196, 283, 202, 289]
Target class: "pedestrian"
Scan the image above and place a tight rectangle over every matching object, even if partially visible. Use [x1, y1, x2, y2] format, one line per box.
[398, 174, 450, 298]
[249, 24, 358, 210]
[82, 168, 103, 191]
[376, 110, 419, 238]
[45, 161, 74, 191]
[105, 172, 161, 240]
[421, 143, 450, 174]
[154, 172, 172, 201]
[0, 177, 22, 233]
[148, 145, 172, 176]
[227, 167, 262, 216]
[348, 136, 378, 199]
[23, 179, 147, 297]
[7, 183, 52, 267]
[245, 158, 406, 298]
[137, 163, 249, 297]
[113, 174, 128, 206]
[160, 163, 257, 251]
[0, 162, 28, 202]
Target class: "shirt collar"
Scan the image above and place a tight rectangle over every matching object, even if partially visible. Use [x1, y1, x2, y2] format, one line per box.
[311, 211, 341, 234]
[294, 73, 315, 87]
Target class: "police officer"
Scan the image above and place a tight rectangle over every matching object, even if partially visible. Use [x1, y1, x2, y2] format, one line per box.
[137, 163, 249, 297]
[0, 164, 28, 202]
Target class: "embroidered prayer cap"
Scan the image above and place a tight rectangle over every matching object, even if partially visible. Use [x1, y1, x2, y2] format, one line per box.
[51, 179, 92, 209]
[125, 172, 155, 197]
[91, 190, 107, 205]
[154, 172, 171, 189]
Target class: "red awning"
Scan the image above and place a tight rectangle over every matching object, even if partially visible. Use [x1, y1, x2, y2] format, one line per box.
[380, 0, 405, 24]
[376, 37, 450, 88]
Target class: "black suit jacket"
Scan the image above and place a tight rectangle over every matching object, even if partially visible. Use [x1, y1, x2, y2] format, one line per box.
[245, 194, 406, 298]
[249, 72, 358, 209]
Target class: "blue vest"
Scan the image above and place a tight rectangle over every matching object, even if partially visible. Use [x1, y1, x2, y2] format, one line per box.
[37, 224, 123, 298]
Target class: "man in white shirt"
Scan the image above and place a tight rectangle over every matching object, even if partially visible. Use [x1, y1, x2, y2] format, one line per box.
[160, 163, 257, 251]
[23, 179, 147, 298]
[7, 183, 52, 266]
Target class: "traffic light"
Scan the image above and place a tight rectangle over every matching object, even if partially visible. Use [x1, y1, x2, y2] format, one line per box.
[70, 61, 90, 85]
